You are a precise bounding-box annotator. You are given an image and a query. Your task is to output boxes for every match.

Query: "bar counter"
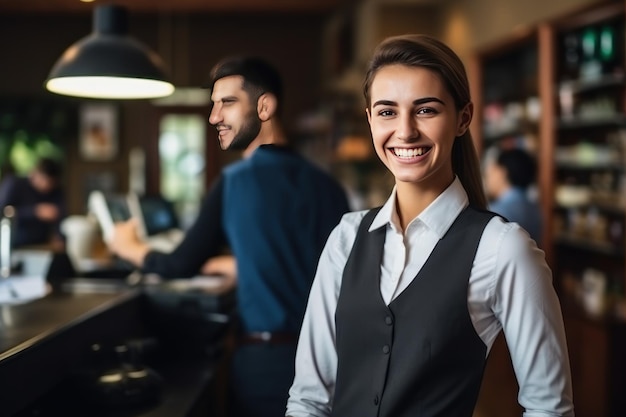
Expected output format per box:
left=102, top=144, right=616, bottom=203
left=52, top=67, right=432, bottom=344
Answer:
left=0, top=278, right=234, bottom=417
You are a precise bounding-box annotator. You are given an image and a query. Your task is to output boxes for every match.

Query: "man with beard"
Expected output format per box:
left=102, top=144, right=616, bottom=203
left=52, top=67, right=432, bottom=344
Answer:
left=109, top=56, right=351, bottom=417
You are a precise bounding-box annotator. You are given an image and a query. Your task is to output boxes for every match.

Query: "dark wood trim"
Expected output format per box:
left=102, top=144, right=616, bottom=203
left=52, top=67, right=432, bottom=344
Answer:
left=538, top=22, right=556, bottom=266
left=550, top=0, right=624, bottom=31
left=474, top=26, right=537, bottom=58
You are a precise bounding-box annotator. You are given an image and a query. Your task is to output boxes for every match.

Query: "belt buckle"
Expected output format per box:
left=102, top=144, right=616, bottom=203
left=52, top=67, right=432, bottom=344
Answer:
left=259, top=331, right=272, bottom=342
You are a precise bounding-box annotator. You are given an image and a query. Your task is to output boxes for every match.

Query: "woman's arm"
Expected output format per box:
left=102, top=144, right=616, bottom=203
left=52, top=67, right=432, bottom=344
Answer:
left=493, top=223, right=574, bottom=416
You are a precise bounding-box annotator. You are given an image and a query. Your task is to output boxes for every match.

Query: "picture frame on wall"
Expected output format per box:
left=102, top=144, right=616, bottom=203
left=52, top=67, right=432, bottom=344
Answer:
left=82, top=171, right=117, bottom=209
left=79, top=103, right=118, bottom=161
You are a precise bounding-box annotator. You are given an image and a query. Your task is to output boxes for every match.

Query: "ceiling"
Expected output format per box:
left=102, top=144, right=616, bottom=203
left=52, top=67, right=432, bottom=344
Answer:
left=0, top=0, right=349, bottom=13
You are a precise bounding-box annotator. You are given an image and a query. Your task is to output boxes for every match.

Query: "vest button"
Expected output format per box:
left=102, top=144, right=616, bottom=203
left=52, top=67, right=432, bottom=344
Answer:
left=382, top=344, right=390, bottom=354
left=385, top=316, right=393, bottom=325
left=374, top=394, right=379, bottom=405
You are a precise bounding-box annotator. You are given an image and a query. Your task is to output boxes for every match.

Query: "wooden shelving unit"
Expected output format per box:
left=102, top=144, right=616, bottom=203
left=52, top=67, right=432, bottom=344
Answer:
left=472, top=2, right=626, bottom=416
left=470, top=27, right=540, bottom=157
left=470, top=26, right=547, bottom=248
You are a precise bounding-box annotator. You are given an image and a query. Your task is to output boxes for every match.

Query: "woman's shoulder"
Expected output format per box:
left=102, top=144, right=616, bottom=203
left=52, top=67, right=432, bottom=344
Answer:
left=317, top=209, right=375, bottom=272
left=328, top=209, right=373, bottom=247
left=481, top=215, right=544, bottom=262
left=334, top=209, right=369, bottom=233
left=339, top=208, right=373, bottom=227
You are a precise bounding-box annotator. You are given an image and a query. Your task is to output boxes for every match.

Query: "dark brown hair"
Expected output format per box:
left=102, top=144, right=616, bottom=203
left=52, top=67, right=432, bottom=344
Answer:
left=34, top=157, right=62, bottom=180
left=205, top=56, right=283, bottom=116
left=363, top=34, right=487, bottom=209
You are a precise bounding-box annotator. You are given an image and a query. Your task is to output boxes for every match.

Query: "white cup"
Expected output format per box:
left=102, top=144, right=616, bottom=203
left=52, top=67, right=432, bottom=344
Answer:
left=61, top=215, right=98, bottom=262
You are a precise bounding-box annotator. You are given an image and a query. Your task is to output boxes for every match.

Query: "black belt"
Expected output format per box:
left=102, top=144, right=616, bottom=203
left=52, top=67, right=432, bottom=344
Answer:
left=238, top=331, right=298, bottom=345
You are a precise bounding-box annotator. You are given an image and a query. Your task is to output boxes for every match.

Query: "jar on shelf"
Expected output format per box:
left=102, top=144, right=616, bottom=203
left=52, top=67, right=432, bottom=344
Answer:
left=580, top=268, right=608, bottom=318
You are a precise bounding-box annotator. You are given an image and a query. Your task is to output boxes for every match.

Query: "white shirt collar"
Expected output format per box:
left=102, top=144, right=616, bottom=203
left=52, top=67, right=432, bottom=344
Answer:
left=369, top=176, right=469, bottom=239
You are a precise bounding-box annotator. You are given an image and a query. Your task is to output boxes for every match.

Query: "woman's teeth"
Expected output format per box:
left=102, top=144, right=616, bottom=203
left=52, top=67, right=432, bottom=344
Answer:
left=393, top=147, right=428, bottom=158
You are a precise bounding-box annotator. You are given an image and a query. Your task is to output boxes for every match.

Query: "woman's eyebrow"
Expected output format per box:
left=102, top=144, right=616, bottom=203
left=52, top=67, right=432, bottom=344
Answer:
left=372, top=96, right=445, bottom=108
left=413, top=97, right=444, bottom=105
left=372, top=99, right=396, bottom=107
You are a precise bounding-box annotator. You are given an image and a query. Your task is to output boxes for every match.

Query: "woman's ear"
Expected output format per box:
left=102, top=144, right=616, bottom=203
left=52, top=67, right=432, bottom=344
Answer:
left=456, top=102, right=473, bottom=136
left=365, top=108, right=372, bottom=125
left=257, top=93, right=277, bottom=122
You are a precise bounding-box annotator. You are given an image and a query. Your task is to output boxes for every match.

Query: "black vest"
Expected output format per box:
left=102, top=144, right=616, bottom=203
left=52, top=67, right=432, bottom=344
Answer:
left=332, top=207, right=494, bottom=417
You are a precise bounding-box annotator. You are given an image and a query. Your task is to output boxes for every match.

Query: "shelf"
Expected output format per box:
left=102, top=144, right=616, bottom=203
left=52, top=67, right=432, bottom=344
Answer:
left=558, top=73, right=625, bottom=94
left=560, top=296, right=626, bottom=326
left=554, top=233, right=624, bottom=258
left=557, top=115, right=626, bottom=129
left=554, top=201, right=626, bottom=215
left=483, top=127, right=536, bottom=143
left=555, top=162, right=624, bottom=171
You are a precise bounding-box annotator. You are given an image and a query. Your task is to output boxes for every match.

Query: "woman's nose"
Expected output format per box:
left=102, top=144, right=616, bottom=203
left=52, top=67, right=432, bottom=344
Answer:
left=396, top=114, right=419, bottom=141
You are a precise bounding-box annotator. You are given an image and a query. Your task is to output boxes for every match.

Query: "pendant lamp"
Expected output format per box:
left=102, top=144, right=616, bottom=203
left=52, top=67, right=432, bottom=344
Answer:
left=45, top=4, right=174, bottom=100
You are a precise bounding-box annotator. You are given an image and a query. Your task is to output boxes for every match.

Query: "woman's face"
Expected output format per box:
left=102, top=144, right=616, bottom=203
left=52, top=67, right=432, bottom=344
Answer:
left=366, top=64, right=471, bottom=192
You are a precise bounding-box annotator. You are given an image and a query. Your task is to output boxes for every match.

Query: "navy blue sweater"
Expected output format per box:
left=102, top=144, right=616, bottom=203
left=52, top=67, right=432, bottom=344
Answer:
left=144, top=145, right=350, bottom=333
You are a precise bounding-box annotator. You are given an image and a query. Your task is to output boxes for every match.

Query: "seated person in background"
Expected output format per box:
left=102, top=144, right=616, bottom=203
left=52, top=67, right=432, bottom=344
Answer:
left=484, top=147, right=542, bottom=244
left=0, top=157, right=67, bottom=249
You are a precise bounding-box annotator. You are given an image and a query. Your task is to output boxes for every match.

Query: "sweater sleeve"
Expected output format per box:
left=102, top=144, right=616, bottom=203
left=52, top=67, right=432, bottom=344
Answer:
left=142, top=175, right=229, bottom=278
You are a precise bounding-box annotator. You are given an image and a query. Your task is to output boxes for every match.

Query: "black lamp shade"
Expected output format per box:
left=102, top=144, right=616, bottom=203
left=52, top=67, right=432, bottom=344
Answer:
left=46, top=5, right=174, bottom=99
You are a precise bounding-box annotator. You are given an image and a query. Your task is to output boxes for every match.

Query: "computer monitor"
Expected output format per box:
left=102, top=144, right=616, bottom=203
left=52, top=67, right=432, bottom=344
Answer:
left=126, top=193, right=184, bottom=253
left=136, top=195, right=179, bottom=237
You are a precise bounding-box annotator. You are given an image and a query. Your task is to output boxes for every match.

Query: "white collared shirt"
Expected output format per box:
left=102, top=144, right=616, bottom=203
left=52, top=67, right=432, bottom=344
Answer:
left=286, top=177, right=574, bottom=417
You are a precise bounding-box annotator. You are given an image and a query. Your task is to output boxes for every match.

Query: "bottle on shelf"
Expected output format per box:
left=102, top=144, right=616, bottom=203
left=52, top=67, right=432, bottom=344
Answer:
left=0, top=205, right=14, bottom=279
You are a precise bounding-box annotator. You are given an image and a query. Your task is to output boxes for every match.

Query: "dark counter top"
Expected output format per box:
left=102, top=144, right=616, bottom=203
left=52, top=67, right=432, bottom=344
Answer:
left=0, top=277, right=236, bottom=417
left=0, top=288, right=149, bottom=416
left=0, top=289, right=140, bottom=360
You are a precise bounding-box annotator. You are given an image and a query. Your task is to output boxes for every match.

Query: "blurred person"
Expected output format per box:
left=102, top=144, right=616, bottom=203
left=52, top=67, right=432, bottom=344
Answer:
left=484, top=146, right=542, bottom=244
left=286, top=34, right=573, bottom=417
left=0, top=161, right=16, bottom=181
left=0, top=157, right=67, bottom=249
left=109, top=56, right=351, bottom=417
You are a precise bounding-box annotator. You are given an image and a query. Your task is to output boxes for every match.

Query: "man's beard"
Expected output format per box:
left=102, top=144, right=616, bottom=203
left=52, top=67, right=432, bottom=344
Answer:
left=228, top=109, right=262, bottom=151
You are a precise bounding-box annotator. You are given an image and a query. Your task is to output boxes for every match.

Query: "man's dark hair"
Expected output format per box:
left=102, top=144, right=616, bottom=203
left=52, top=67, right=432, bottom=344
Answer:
left=35, top=157, right=62, bottom=180
left=497, top=148, right=536, bottom=189
left=205, top=56, right=283, bottom=113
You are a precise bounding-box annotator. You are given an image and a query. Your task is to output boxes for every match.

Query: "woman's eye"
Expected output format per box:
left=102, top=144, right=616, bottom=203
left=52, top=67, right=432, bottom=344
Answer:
left=378, top=109, right=394, bottom=117
left=417, top=107, right=436, bottom=115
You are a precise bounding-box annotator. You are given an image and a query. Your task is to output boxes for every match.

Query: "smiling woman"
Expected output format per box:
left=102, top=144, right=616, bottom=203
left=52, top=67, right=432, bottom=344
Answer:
left=286, top=34, right=575, bottom=417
